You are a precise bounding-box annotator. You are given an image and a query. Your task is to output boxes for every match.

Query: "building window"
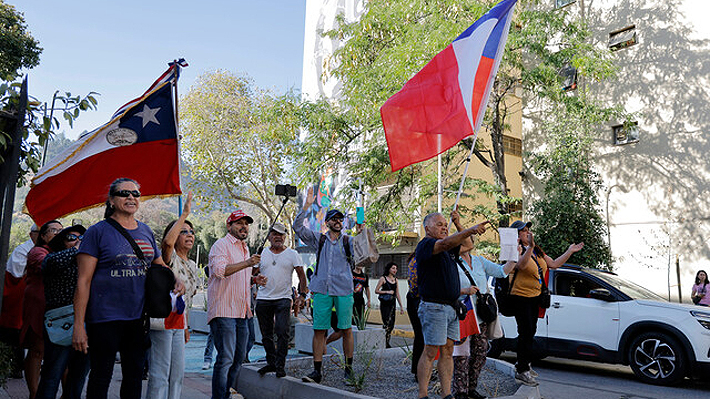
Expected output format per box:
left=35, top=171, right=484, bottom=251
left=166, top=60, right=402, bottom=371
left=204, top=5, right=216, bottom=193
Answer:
left=560, top=63, right=578, bottom=91
left=612, top=122, right=639, bottom=145
left=555, top=0, right=575, bottom=9
left=609, top=25, right=638, bottom=51
left=502, top=135, right=522, bottom=156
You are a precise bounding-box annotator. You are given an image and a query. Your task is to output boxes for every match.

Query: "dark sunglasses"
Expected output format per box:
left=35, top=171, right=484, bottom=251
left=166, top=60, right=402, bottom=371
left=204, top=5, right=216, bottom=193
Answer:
left=66, top=234, right=83, bottom=242
left=179, top=229, right=195, bottom=236
left=112, top=190, right=141, bottom=198
left=329, top=217, right=344, bottom=223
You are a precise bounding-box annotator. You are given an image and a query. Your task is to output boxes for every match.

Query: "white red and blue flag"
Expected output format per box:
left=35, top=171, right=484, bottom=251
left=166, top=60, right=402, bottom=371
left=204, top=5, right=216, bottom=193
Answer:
left=25, top=62, right=186, bottom=225
left=381, top=0, right=518, bottom=171
left=457, top=294, right=481, bottom=342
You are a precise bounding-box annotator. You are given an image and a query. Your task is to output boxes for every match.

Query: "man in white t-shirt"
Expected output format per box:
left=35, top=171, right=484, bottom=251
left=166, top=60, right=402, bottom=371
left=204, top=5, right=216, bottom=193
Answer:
left=254, top=223, right=308, bottom=377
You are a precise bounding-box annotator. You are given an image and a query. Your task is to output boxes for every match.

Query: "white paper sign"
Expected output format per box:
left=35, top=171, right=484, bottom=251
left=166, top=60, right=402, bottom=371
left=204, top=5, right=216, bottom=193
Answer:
left=498, top=227, right=519, bottom=262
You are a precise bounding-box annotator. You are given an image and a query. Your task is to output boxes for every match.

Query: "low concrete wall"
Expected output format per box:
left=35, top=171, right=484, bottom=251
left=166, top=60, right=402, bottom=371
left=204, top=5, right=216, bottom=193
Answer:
left=237, top=348, right=540, bottom=399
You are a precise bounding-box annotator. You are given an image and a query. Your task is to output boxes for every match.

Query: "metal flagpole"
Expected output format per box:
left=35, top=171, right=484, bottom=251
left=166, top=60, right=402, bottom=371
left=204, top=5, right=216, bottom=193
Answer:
left=448, top=137, right=478, bottom=230
left=171, top=59, right=183, bottom=217
left=437, top=157, right=442, bottom=213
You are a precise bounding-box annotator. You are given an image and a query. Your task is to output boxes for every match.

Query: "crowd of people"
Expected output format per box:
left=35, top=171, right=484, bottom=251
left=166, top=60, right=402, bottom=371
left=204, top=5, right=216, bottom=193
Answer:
left=0, top=176, right=595, bottom=399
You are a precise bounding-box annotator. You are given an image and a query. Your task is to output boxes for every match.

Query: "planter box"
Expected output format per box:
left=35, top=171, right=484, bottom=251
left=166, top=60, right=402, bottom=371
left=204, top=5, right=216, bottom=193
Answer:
left=294, top=322, right=385, bottom=354
left=188, top=309, right=209, bottom=334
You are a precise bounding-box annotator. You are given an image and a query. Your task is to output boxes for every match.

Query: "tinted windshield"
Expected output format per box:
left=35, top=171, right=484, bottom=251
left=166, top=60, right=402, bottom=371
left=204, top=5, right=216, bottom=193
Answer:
left=586, top=269, right=667, bottom=301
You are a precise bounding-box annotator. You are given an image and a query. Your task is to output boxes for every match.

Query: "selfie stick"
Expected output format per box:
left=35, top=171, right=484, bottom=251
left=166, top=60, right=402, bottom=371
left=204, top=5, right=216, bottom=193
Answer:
left=257, top=194, right=291, bottom=254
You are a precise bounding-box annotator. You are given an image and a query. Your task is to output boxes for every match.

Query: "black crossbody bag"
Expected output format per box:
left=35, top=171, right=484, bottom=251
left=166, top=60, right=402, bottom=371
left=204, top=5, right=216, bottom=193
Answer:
left=456, top=259, right=498, bottom=323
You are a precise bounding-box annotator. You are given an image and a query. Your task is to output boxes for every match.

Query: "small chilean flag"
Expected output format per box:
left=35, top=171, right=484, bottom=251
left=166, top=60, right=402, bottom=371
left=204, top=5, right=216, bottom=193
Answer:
left=25, top=62, right=185, bottom=225
left=381, top=0, right=518, bottom=171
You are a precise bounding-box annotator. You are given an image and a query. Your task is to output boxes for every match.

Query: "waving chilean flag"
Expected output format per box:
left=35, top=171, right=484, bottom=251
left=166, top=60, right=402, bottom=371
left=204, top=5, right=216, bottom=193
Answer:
left=381, top=0, right=517, bottom=171
left=25, top=61, right=187, bottom=225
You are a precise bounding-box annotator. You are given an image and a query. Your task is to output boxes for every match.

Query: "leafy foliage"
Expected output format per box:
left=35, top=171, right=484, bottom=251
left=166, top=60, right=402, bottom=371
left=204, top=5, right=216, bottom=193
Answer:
left=296, top=0, right=624, bottom=235
left=179, top=70, right=302, bottom=228
left=0, top=1, right=41, bottom=81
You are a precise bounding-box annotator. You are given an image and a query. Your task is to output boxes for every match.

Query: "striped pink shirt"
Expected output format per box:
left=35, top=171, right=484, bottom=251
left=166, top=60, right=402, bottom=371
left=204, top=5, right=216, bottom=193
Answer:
left=207, top=233, right=253, bottom=323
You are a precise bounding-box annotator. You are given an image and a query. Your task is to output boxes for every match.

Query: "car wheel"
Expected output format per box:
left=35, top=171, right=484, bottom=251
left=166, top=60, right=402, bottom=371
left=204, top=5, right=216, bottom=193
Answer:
left=628, top=331, right=687, bottom=385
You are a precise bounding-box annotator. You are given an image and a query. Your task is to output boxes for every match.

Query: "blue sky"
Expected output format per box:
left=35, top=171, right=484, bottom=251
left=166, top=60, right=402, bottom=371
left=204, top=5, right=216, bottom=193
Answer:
left=16, top=0, right=306, bottom=139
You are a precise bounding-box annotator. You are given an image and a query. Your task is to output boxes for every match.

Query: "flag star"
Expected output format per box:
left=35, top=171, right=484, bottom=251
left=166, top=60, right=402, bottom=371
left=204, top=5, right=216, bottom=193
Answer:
left=134, top=104, right=161, bottom=128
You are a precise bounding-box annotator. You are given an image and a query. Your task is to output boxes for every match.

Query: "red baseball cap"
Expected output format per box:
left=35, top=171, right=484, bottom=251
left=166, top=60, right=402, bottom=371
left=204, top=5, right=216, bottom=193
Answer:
left=226, top=210, right=254, bottom=224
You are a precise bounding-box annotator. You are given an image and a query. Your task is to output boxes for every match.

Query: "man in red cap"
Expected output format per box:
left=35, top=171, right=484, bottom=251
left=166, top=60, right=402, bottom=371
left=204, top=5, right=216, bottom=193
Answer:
left=207, top=210, right=266, bottom=399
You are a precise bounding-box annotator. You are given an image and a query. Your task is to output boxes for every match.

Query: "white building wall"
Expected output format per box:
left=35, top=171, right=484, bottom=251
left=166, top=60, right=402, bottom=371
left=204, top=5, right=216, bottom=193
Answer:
left=524, top=0, right=710, bottom=301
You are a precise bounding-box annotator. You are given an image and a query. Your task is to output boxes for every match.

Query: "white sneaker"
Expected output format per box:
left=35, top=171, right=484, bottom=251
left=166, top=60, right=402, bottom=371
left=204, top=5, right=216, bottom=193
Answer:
left=229, top=388, right=244, bottom=399
left=515, top=371, right=539, bottom=387
left=529, top=367, right=538, bottom=378
left=202, top=361, right=211, bottom=370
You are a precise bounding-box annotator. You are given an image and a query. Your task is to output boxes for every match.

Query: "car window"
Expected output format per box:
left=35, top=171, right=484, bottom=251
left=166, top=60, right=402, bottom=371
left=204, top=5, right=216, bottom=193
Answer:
left=589, top=270, right=666, bottom=301
left=555, top=273, right=602, bottom=298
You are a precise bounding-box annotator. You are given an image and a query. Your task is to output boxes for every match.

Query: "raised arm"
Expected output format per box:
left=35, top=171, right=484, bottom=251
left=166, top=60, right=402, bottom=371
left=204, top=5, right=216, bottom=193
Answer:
left=292, top=186, right=320, bottom=249
left=162, top=191, right=193, bottom=265
left=544, top=242, right=584, bottom=269
left=433, top=221, right=490, bottom=255
left=451, top=209, right=475, bottom=254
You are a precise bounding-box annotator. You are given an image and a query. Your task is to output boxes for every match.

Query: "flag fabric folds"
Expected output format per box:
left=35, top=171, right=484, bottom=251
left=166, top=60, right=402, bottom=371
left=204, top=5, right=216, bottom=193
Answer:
left=381, top=0, right=518, bottom=171
left=25, top=63, right=185, bottom=225
left=458, top=294, right=481, bottom=341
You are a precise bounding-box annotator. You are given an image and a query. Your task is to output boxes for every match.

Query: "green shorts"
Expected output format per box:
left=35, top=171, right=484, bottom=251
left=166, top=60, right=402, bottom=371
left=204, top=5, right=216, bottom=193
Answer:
left=312, top=293, right=354, bottom=330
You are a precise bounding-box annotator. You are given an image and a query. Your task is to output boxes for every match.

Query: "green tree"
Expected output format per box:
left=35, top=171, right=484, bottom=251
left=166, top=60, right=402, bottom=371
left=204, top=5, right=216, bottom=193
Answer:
left=179, top=70, right=302, bottom=229
left=296, top=0, right=623, bottom=235
left=0, top=1, right=41, bottom=81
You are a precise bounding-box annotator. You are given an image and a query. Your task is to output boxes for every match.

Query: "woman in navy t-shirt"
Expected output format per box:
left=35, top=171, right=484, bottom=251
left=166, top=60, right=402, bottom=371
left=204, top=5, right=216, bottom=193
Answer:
left=72, top=178, right=183, bottom=399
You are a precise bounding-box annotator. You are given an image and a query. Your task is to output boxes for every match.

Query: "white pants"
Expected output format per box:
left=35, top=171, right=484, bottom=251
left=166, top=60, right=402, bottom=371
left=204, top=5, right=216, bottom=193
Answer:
left=147, top=329, right=185, bottom=399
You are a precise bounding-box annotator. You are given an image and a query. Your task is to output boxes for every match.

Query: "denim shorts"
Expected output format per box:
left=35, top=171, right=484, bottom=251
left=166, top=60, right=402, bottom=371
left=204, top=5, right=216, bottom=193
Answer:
left=418, top=301, right=459, bottom=346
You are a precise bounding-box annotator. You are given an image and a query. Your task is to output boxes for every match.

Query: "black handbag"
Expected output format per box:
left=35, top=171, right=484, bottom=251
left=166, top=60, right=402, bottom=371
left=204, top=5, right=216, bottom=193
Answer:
left=453, top=300, right=468, bottom=320
left=475, top=292, right=498, bottom=323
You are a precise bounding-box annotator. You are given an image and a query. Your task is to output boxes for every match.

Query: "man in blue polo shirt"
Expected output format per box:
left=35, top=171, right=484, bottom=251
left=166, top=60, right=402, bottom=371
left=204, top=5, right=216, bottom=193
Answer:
left=293, top=186, right=361, bottom=384
left=415, top=212, right=489, bottom=399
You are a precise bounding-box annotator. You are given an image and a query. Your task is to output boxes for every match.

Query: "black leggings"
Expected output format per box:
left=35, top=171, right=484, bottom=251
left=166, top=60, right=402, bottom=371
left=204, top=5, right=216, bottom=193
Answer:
left=86, top=319, right=146, bottom=399
left=406, top=292, right=424, bottom=375
left=510, top=295, right=540, bottom=373
left=380, top=299, right=396, bottom=345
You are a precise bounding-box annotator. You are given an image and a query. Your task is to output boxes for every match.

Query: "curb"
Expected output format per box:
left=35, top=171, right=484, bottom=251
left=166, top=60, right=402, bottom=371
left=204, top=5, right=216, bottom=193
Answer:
left=238, top=352, right=540, bottom=399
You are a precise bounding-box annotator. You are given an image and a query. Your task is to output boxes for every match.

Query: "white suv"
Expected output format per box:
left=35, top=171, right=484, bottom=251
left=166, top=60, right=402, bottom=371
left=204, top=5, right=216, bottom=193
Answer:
left=490, top=265, right=710, bottom=385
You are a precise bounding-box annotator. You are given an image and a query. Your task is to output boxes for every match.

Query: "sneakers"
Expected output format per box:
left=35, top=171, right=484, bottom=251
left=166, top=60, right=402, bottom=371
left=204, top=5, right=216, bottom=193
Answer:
left=302, top=369, right=322, bottom=383
left=275, top=368, right=286, bottom=378
left=528, top=367, right=539, bottom=378
left=258, top=364, right=277, bottom=376
left=202, top=361, right=211, bottom=370
left=515, top=370, right=539, bottom=387
left=229, top=388, right=244, bottom=399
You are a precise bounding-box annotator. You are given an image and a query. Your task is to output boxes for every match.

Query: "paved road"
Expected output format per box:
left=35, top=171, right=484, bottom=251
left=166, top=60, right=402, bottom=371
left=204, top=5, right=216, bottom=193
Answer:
left=500, top=354, right=710, bottom=399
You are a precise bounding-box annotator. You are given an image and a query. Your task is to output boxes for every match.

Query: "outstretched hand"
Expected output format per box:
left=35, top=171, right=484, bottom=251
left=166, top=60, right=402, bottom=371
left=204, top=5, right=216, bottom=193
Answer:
left=569, top=242, right=584, bottom=253
left=471, top=220, right=491, bottom=235
left=182, top=191, right=193, bottom=217
left=304, top=186, right=316, bottom=210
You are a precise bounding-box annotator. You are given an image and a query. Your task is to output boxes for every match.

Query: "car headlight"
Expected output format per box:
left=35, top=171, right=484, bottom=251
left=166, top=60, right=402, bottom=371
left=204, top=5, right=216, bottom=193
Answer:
left=691, top=310, right=710, bottom=330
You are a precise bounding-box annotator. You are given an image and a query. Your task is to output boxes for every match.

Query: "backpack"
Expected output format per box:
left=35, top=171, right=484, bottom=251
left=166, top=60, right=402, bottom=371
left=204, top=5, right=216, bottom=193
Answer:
left=314, top=234, right=351, bottom=276
left=494, top=271, right=518, bottom=317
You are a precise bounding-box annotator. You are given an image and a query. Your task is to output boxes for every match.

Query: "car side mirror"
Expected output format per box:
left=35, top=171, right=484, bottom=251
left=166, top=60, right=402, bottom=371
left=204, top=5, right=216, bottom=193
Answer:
left=589, top=288, right=613, bottom=301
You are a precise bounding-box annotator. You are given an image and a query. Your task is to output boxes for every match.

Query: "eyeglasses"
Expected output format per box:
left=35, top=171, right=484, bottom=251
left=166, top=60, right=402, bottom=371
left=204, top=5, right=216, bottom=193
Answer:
left=66, top=234, right=83, bottom=242
left=330, top=217, right=344, bottom=223
left=179, top=229, right=195, bottom=236
left=112, top=190, right=141, bottom=198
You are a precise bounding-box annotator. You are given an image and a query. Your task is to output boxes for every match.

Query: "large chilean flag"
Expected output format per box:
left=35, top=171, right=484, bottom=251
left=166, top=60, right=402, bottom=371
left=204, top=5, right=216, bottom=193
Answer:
left=381, top=0, right=518, bottom=171
left=25, top=62, right=186, bottom=225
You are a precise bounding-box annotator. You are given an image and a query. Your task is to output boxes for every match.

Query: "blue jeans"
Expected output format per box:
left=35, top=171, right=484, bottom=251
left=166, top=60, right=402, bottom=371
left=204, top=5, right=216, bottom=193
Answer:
left=210, top=317, right=249, bottom=399
left=147, top=329, right=185, bottom=399
left=36, top=333, right=90, bottom=399
left=204, top=331, right=214, bottom=363
left=245, top=317, right=255, bottom=362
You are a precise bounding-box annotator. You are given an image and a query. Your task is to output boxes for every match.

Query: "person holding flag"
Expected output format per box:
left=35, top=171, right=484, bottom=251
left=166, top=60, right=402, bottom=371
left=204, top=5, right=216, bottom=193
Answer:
left=414, top=211, right=489, bottom=399
left=452, top=214, right=518, bottom=399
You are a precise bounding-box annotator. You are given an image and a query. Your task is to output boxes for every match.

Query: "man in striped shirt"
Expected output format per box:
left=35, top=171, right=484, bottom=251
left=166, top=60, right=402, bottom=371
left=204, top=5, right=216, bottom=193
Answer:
left=207, top=210, right=266, bottom=399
